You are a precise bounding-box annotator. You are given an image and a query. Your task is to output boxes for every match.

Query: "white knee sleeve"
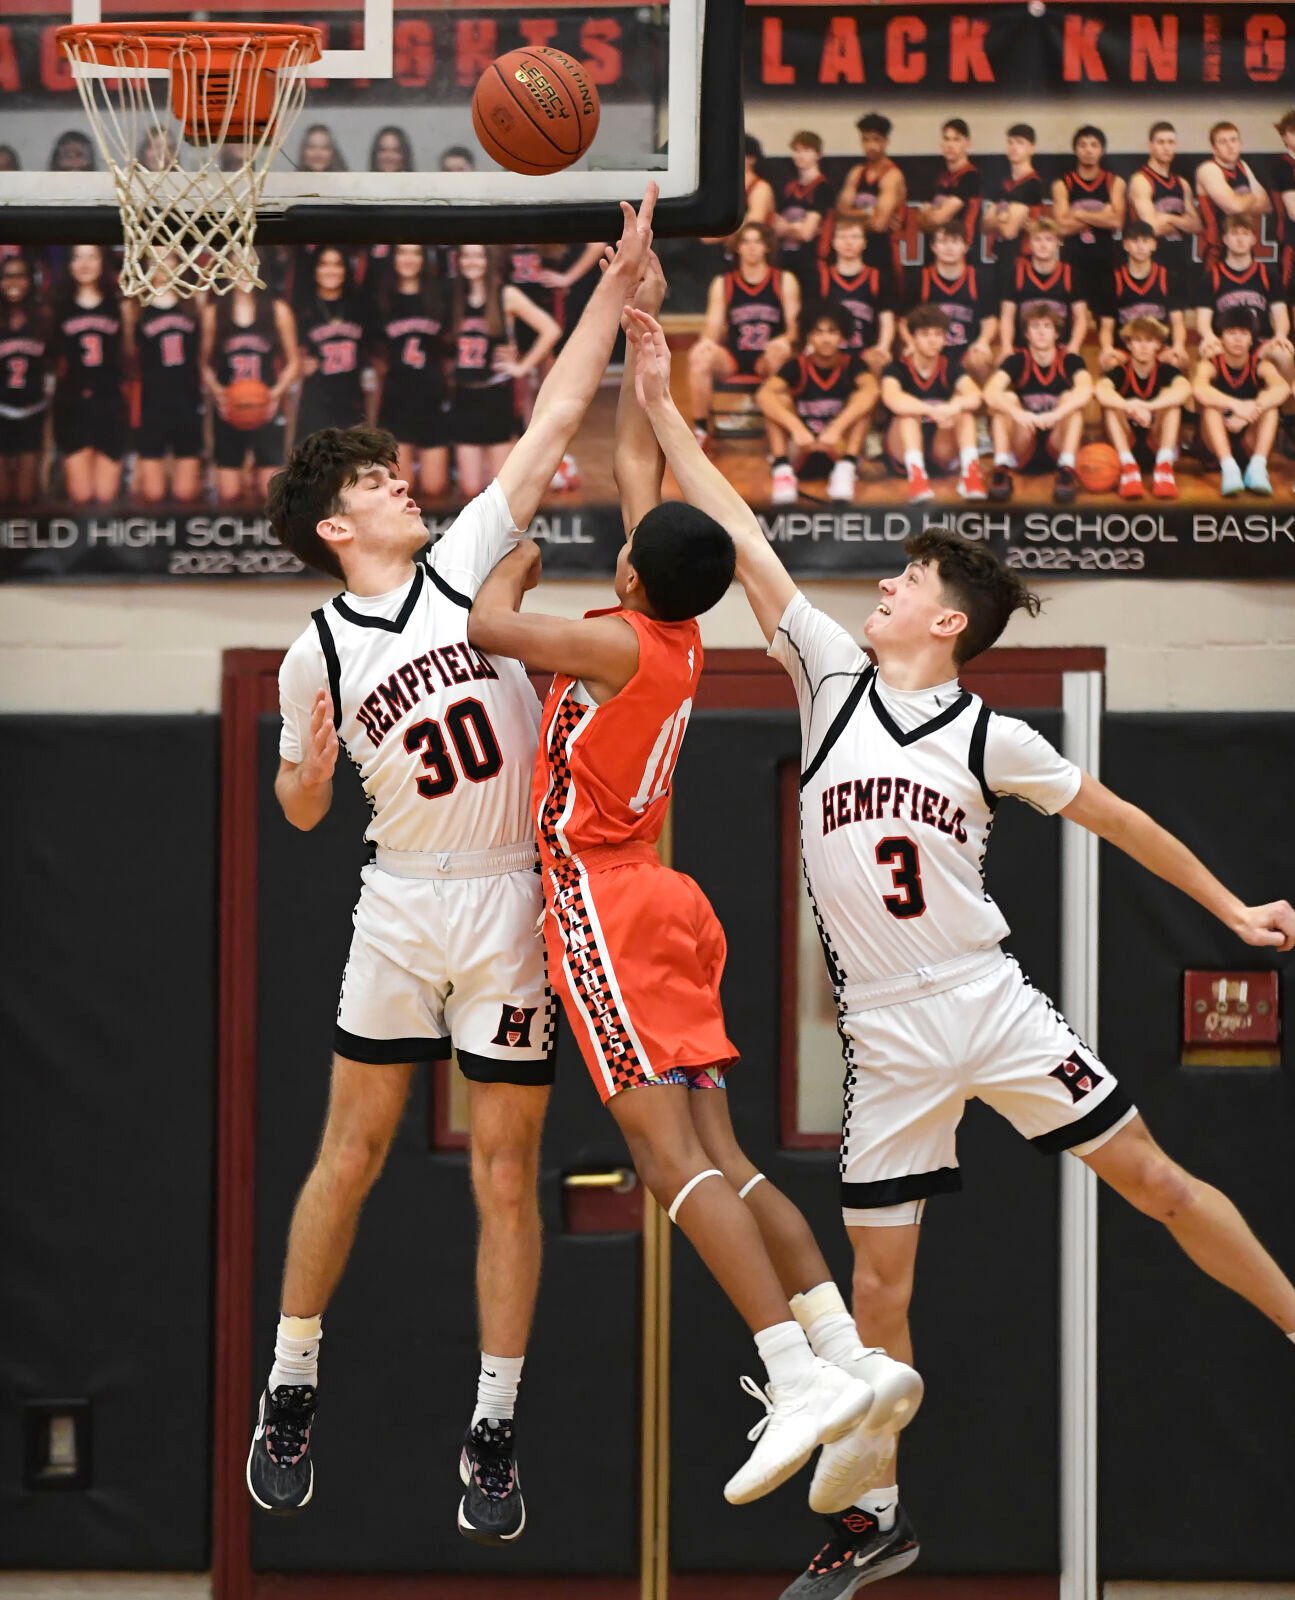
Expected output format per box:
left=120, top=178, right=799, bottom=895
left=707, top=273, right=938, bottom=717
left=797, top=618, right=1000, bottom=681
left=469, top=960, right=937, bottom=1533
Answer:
left=667, top=1167, right=723, bottom=1224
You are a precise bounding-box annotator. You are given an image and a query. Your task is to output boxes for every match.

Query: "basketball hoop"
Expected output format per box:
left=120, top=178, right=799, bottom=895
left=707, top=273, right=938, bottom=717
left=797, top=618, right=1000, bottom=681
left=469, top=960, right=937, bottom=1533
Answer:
left=57, top=22, right=322, bottom=304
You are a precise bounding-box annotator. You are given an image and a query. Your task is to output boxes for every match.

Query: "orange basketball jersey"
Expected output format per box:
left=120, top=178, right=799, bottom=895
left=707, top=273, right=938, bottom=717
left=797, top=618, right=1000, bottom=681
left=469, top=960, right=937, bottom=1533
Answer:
left=534, top=606, right=701, bottom=870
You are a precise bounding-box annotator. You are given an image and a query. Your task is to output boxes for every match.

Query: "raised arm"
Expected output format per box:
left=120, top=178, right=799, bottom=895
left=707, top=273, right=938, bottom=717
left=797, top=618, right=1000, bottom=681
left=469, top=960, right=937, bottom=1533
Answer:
left=467, top=541, right=640, bottom=701
left=626, top=308, right=795, bottom=643
left=496, top=183, right=657, bottom=530
left=1061, top=772, right=1295, bottom=950
left=614, top=250, right=668, bottom=533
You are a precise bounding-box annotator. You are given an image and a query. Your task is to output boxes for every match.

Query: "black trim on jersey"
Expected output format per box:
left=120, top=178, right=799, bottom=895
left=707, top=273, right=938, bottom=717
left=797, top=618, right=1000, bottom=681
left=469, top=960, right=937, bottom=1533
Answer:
left=424, top=558, right=472, bottom=610
left=967, top=702, right=997, bottom=810
left=332, top=563, right=425, bottom=632
left=842, top=1167, right=963, bottom=1207
left=868, top=680, right=973, bottom=748
left=311, top=609, right=344, bottom=732
left=800, top=666, right=875, bottom=791
left=335, top=1026, right=452, bottom=1064
left=457, top=1048, right=556, bottom=1085
left=1031, top=1084, right=1133, bottom=1154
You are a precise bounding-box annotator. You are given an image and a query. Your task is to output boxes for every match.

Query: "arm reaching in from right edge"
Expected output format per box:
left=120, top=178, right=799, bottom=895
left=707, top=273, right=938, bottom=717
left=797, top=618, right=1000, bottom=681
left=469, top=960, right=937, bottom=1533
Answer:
left=625, top=307, right=795, bottom=644
left=613, top=248, right=668, bottom=533
left=276, top=689, right=338, bottom=831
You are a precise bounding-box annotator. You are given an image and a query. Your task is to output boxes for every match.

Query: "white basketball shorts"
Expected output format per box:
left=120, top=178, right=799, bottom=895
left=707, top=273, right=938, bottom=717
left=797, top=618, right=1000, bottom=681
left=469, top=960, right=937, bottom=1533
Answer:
left=335, top=857, right=556, bottom=1085
left=839, top=951, right=1136, bottom=1226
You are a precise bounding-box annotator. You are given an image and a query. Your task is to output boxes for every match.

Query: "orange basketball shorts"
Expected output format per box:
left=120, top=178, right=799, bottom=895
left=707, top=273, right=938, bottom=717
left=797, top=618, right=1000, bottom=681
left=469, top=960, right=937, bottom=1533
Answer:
left=543, top=854, right=739, bottom=1103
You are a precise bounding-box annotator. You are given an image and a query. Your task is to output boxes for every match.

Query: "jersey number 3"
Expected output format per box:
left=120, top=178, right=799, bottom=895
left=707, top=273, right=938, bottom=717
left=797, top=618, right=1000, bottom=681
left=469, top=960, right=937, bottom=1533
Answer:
left=875, top=835, right=926, bottom=919
left=404, top=698, right=502, bottom=798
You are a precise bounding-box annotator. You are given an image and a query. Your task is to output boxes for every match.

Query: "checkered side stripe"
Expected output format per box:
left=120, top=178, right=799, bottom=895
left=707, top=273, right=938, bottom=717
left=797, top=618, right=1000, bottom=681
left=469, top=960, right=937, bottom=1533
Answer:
left=548, top=860, right=646, bottom=1093
left=539, top=693, right=584, bottom=860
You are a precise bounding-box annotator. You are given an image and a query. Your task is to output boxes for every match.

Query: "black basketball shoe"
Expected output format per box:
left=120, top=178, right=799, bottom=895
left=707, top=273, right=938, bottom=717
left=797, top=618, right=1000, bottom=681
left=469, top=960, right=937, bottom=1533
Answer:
left=246, top=1385, right=317, bottom=1515
left=458, top=1417, right=525, bottom=1544
left=779, top=1505, right=919, bottom=1598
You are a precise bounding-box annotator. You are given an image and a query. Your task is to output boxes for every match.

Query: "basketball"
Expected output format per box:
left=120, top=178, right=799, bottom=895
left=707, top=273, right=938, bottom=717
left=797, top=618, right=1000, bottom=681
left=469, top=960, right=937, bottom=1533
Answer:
left=471, top=47, right=600, bottom=176
left=1074, top=442, right=1121, bottom=493
left=223, top=377, right=273, bottom=431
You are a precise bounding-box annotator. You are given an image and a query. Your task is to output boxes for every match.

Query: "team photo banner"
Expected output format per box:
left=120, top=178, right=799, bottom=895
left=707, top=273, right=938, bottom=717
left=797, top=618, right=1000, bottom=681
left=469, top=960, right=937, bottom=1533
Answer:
left=2, top=506, right=1292, bottom=581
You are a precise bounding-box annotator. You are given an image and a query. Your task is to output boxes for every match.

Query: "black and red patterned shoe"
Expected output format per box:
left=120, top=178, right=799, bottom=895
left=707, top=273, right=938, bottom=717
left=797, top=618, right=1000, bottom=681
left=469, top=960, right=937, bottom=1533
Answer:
left=779, top=1505, right=919, bottom=1597
left=246, top=1385, right=316, bottom=1515
left=458, top=1417, right=525, bottom=1544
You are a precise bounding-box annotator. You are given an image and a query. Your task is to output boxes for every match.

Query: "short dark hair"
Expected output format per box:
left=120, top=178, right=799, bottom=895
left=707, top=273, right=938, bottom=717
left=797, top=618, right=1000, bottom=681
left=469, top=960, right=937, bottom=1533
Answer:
left=1021, top=301, right=1063, bottom=332
left=1006, top=122, right=1036, bottom=143
left=801, top=301, right=853, bottom=343
left=744, top=132, right=763, bottom=160
left=1216, top=306, right=1258, bottom=336
left=856, top=113, right=892, bottom=138
left=1148, top=119, right=1175, bottom=139
left=905, top=531, right=1042, bottom=665
left=1072, top=124, right=1107, bottom=151
left=629, top=503, right=735, bottom=621
left=907, top=304, right=950, bottom=334
left=1222, top=212, right=1257, bottom=236
left=790, top=129, right=823, bottom=154
left=942, top=118, right=970, bottom=138
left=1122, top=219, right=1156, bottom=242
left=1276, top=110, right=1295, bottom=137
left=267, top=425, right=400, bottom=580
left=932, top=221, right=970, bottom=242
left=1209, top=120, right=1238, bottom=144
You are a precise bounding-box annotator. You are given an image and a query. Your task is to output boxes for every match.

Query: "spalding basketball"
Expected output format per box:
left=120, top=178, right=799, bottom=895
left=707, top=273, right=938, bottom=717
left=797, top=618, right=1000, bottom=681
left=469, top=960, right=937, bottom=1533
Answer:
left=1074, top=442, right=1121, bottom=493
left=224, top=377, right=273, bottom=431
left=471, top=47, right=600, bottom=176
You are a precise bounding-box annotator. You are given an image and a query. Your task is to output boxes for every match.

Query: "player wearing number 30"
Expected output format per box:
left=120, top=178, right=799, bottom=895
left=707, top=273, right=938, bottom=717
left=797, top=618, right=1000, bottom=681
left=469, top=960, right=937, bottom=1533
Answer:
left=245, top=186, right=661, bottom=1547
left=622, top=305, right=1295, bottom=1598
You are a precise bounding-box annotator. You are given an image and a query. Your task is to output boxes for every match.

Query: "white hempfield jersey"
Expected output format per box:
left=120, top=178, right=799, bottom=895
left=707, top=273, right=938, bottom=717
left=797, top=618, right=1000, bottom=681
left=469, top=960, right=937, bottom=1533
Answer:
left=278, top=481, right=541, bottom=855
left=770, top=592, right=1082, bottom=1005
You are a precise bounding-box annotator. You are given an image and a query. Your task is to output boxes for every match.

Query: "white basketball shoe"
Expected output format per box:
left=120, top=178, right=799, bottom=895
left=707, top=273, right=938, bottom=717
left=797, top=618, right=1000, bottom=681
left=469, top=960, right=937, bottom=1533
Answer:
left=724, top=1360, right=874, bottom=1506
left=808, top=1348, right=924, bottom=1515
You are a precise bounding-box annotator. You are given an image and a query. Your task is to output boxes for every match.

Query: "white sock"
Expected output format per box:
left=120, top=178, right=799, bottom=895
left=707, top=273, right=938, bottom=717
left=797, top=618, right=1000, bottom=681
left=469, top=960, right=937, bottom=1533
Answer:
left=1156, top=447, right=1175, bottom=465
left=1219, top=453, right=1236, bottom=468
left=994, top=450, right=1012, bottom=467
left=859, top=1484, right=899, bottom=1533
left=755, top=1320, right=817, bottom=1392
left=268, top=1313, right=322, bottom=1394
left=473, top=1352, right=525, bottom=1426
left=790, top=1281, right=866, bottom=1367
left=1118, top=450, right=1136, bottom=466
left=959, top=446, right=977, bottom=471
left=1057, top=450, right=1076, bottom=469
left=1250, top=453, right=1267, bottom=470
left=903, top=449, right=924, bottom=475
left=1287, top=1330, right=1295, bottom=1346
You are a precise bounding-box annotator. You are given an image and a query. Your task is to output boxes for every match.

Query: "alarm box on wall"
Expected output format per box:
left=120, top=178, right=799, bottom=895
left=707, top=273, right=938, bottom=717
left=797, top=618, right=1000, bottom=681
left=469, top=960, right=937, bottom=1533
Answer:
left=1182, top=971, right=1281, bottom=1068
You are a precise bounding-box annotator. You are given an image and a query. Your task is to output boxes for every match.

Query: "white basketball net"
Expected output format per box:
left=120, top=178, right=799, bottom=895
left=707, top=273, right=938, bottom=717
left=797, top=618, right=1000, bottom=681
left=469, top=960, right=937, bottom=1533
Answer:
left=61, top=29, right=318, bottom=305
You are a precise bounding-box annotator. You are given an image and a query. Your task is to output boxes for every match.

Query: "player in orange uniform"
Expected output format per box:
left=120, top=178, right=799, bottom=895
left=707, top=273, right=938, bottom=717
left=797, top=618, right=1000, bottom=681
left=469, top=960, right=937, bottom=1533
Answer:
left=469, top=255, right=922, bottom=1513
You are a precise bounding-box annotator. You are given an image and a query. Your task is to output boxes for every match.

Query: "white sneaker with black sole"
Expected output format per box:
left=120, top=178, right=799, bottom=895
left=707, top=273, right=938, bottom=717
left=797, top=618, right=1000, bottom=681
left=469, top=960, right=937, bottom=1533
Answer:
left=780, top=1505, right=919, bottom=1597
left=724, top=1360, right=873, bottom=1506
left=808, top=1348, right=923, bottom=1514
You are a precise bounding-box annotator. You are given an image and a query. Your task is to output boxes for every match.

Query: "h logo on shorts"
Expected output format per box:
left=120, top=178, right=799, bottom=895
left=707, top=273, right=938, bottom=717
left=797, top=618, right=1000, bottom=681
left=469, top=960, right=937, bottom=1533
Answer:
left=1050, top=1051, right=1104, bottom=1104
left=492, top=1004, right=538, bottom=1049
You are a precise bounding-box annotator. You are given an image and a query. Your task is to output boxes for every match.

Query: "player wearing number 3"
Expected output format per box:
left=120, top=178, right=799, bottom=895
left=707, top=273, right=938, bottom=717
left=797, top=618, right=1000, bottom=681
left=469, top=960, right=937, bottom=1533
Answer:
left=621, top=305, right=1295, bottom=1597
left=244, top=186, right=659, bottom=1545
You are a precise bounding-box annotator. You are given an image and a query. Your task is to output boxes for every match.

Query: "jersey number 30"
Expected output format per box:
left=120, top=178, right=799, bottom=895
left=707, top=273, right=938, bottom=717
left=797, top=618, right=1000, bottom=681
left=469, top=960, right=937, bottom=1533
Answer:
left=404, top=698, right=502, bottom=798
left=875, top=835, right=926, bottom=919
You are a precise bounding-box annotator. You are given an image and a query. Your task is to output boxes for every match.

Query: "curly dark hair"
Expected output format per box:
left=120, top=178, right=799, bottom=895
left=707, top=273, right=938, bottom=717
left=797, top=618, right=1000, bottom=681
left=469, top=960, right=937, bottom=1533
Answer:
left=904, top=530, right=1042, bottom=665
left=266, top=425, right=400, bottom=580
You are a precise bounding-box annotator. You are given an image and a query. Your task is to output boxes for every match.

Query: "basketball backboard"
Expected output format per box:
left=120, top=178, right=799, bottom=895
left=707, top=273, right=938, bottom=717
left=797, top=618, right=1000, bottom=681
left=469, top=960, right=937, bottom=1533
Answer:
left=1, top=0, right=742, bottom=243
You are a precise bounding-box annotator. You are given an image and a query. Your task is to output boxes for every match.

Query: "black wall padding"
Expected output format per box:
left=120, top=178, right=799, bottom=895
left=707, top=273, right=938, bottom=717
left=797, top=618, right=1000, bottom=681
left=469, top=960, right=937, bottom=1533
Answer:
left=1098, top=714, right=1295, bottom=1581
left=0, top=715, right=219, bottom=1569
left=668, top=709, right=1063, bottom=1574
left=250, top=717, right=641, bottom=1574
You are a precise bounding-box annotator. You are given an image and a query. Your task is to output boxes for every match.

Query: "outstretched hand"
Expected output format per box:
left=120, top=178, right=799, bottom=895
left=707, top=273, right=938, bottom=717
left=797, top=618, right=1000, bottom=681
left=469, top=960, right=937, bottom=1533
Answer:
left=1231, top=900, right=1295, bottom=952
left=624, top=307, right=672, bottom=410
left=300, top=689, right=339, bottom=789
left=605, top=181, right=658, bottom=287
